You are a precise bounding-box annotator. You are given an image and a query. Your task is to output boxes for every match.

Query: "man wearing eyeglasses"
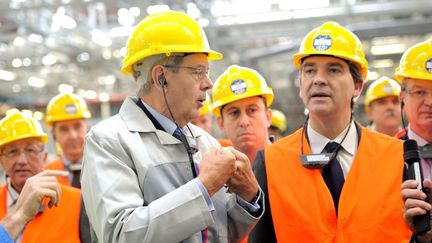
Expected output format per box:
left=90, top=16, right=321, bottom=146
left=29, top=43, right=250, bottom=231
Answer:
left=0, top=109, right=84, bottom=243
left=81, top=11, right=263, bottom=243
left=398, top=39, right=432, bottom=243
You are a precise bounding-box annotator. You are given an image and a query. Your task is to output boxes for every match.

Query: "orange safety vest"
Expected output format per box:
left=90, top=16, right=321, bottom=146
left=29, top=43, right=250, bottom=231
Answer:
left=218, top=139, right=233, bottom=147
left=265, top=127, right=411, bottom=243
left=240, top=236, right=248, bottom=243
left=0, top=184, right=81, bottom=243
left=44, top=157, right=69, bottom=186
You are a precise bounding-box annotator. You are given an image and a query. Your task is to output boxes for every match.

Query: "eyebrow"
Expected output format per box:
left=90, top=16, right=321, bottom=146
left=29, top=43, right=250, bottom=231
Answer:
left=302, top=62, right=344, bottom=68
left=328, top=62, right=344, bottom=68
left=4, top=143, right=43, bottom=149
left=302, top=62, right=315, bottom=68
left=185, top=64, right=207, bottom=68
left=225, top=103, right=261, bottom=111
left=225, top=106, right=240, bottom=112
left=409, top=84, right=432, bottom=89
left=246, top=103, right=260, bottom=108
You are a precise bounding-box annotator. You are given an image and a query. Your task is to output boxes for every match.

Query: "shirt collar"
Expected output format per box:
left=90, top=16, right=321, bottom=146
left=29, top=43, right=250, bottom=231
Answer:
left=308, top=120, right=357, bottom=155
left=140, top=99, right=185, bottom=135
left=62, top=155, right=82, bottom=170
left=408, top=125, right=429, bottom=147
left=6, top=179, right=19, bottom=208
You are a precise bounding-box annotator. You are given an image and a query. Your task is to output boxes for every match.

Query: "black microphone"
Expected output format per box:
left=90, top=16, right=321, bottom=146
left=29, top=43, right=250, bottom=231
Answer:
left=404, top=139, right=431, bottom=235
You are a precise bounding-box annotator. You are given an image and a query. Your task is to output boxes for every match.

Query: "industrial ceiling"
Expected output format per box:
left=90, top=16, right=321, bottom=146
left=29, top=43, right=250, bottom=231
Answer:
left=0, top=0, right=431, bottom=130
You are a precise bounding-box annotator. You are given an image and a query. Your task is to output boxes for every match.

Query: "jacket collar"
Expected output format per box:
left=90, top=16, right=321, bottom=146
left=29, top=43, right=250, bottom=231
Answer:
left=119, top=96, right=204, bottom=145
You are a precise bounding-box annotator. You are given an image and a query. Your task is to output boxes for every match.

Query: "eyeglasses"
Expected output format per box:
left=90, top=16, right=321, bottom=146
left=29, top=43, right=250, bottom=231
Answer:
left=163, top=65, right=210, bottom=81
left=406, top=88, right=432, bottom=100
left=1, top=145, right=43, bottom=160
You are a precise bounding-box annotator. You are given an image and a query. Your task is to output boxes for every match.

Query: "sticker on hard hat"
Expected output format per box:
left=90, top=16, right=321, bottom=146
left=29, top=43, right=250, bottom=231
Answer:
left=426, top=58, right=432, bottom=73
left=230, top=79, right=247, bottom=95
left=382, top=84, right=394, bottom=94
left=313, top=35, right=332, bottom=51
left=65, top=104, right=78, bottom=114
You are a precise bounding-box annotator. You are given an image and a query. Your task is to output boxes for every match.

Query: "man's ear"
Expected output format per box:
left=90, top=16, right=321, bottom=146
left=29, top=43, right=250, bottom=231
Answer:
left=400, top=92, right=405, bottom=107
left=365, top=106, right=373, bottom=120
left=0, top=157, right=5, bottom=172
left=266, top=108, right=272, bottom=129
left=217, top=116, right=224, bottom=130
left=298, top=78, right=303, bottom=99
left=353, top=80, right=364, bottom=100
left=151, top=65, right=165, bottom=89
left=42, top=150, right=48, bottom=164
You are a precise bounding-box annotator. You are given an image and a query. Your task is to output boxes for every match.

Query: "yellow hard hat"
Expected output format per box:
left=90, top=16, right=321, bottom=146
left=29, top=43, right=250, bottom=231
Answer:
left=271, top=109, right=287, bottom=133
left=212, top=65, right=274, bottom=117
left=364, top=76, right=401, bottom=108
left=0, top=109, right=48, bottom=148
left=121, top=11, right=223, bottom=75
left=395, top=39, right=432, bottom=82
left=45, top=93, right=91, bottom=127
left=293, top=21, right=368, bottom=79
left=199, top=98, right=212, bottom=116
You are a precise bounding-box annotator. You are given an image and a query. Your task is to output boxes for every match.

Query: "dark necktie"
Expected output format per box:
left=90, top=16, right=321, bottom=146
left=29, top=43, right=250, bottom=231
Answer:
left=69, top=163, right=82, bottom=188
left=322, top=142, right=345, bottom=214
left=71, top=170, right=81, bottom=188
left=173, top=128, right=198, bottom=177
left=173, top=128, right=186, bottom=144
left=420, top=144, right=432, bottom=159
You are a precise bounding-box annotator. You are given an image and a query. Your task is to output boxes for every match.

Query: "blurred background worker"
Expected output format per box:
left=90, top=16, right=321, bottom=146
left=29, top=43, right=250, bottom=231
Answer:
left=44, top=92, right=91, bottom=188
left=212, top=65, right=273, bottom=163
left=43, top=92, right=92, bottom=243
left=268, top=109, right=287, bottom=141
left=0, top=109, right=85, bottom=243
left=251, top=21, right=411, bottom=243
left=190, top=96, right=214, bottom=134
left=81, top=11, right=263, bottom=243
left=398, top=39, right=432, bottom=243
left=363, top=76, right=402, bottom=136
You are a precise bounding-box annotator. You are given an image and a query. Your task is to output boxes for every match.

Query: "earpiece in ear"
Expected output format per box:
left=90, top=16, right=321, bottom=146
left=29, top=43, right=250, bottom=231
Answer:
left=159, top=75, right=167, bottom=86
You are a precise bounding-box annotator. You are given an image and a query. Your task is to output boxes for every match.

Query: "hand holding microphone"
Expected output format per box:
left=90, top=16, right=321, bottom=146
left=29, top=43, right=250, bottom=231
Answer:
left=403, top=139, right=431, bottom=235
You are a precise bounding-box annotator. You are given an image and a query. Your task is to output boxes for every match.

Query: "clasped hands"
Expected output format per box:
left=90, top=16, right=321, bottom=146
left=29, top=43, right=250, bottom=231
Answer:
left=198, top=147, right=258, bottom=202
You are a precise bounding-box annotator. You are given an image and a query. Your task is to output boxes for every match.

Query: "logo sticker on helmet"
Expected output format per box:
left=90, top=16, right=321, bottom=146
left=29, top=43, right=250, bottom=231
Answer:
left=65, top=104, right=78, bottom=114
left=313, top=35, right=332, bottom=51
left=382, top=84, right=394, bottom=94
left=426, top=58, right=432, bottom=73
left=230, top=79, right=247, bottom=95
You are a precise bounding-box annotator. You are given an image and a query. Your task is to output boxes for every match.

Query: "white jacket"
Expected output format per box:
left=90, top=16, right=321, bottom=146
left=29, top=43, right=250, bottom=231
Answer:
left=81, top=97, right=261, bottom=243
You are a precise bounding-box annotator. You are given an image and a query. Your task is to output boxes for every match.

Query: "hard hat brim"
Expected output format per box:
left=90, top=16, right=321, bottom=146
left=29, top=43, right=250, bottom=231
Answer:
left=121, top=50, right=223, bottom=75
